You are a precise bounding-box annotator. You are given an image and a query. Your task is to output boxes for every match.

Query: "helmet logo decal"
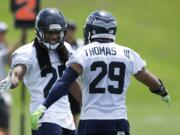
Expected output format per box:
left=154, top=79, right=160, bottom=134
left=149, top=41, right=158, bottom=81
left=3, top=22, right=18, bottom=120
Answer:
left=89, top=17, right=95, bottom=24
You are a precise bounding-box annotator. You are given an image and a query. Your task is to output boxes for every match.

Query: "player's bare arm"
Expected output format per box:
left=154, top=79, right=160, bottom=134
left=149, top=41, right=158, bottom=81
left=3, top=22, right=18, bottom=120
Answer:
left=69, top=80, right=82, bottom=106
left=69, top=63, right=83, bottom=105
left=134, top=67, right=161, bottom=90
left=70, top=63, right=83, bottom=75
left=10, top=64, right=26, bottom=88
left=134, top=67, right=170, bottom=104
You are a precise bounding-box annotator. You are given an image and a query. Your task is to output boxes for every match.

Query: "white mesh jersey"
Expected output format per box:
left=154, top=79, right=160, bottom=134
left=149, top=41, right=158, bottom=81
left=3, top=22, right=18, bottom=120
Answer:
left=67, top=42, right=146, bottom=120
left=11, top=41, right=75, bottom=130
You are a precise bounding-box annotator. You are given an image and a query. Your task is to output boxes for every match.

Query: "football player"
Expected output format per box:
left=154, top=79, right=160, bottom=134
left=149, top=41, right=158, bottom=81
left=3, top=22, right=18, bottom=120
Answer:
left=30, top=10, right=170, bottom=135
left=0, top=8, right=82, bottom=135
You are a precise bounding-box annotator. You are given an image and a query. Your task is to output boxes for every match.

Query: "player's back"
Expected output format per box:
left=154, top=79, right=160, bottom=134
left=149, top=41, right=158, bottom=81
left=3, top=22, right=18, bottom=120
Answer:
left=70, top=41, right=145, bottom=120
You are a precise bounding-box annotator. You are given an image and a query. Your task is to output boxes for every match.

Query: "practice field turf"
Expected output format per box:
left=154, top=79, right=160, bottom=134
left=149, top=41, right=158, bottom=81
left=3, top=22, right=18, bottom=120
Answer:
left=1, top=0, right=180, bottom=135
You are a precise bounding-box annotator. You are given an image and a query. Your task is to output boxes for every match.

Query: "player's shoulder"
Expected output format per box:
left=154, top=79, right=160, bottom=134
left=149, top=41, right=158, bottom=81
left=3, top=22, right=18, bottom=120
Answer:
left=11, top=42, right=35, bottom=68
left=13, top=42, right=34, bottom=55
left=112, top=43, right=129, bottom=51
left=71, top=42, right=86, bottom=53
left=12, top=41, right=35, bottom=62
left=114, top=43, right=137, bottom=53
left=113, top=43, right=142, bottom=60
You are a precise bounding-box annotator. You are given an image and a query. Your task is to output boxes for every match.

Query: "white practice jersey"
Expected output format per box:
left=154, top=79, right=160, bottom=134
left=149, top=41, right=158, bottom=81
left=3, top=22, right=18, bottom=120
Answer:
left=67, top=42, right=146, bottom=120
left=11, top=42, right=75, bottom=130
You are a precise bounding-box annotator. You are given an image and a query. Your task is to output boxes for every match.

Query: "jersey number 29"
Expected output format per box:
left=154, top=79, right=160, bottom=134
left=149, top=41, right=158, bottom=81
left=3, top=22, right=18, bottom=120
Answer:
left=90, top=61, right=126, bottom=94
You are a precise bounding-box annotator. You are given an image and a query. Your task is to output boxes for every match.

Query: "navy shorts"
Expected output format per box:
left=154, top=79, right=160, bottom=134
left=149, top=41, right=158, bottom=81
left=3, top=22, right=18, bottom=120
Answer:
left=77, top=119, right=130, bottom=135
left=32, top=122, right=75, bottom=135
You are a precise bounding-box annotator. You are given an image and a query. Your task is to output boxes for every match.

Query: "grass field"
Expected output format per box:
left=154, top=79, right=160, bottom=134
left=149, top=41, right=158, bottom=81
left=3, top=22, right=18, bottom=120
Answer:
left=1, top=0, right=180, bottom=135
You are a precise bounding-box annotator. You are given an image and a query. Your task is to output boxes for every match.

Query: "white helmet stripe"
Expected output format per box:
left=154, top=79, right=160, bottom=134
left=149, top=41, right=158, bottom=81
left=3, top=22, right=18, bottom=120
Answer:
left=91, top=34, right=115, bottom=40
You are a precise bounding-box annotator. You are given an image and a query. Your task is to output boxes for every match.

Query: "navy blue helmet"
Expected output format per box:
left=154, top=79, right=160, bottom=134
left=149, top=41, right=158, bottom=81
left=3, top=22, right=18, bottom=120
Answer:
left=35, top=8, right=67, bottom=50
left=84, top=10, right=117, bottom=44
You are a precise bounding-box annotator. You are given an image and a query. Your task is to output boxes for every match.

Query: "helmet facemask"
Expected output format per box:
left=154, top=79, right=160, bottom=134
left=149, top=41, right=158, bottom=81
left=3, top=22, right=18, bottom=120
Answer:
left=36, top=24, right=66, bottom=50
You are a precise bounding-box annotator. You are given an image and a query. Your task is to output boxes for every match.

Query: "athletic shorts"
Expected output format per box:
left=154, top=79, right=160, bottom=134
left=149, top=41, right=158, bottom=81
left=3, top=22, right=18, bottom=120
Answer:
left=77, top=119, right=130, bottom=135
left=32, top=122, right=75, bottom=135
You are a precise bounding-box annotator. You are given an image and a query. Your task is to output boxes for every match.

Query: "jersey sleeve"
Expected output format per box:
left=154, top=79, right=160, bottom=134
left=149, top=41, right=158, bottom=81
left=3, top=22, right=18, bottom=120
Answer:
left=66, top=47, right=84, bottom=68
left=11, top=45, right=32, bottom=71
left=129, top=49, right=146, bottom=74
left=64, top=42, right=74, bottom=54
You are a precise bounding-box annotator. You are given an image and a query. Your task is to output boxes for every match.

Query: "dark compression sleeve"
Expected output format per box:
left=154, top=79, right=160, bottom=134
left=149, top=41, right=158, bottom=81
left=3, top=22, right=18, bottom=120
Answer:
left=43, top=67, right=79, bottom=108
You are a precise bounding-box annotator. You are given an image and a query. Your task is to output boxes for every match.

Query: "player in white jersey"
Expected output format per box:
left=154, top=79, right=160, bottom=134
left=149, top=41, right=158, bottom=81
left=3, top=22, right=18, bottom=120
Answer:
left=0, top=8, right=82, bottom=135
left=30, top=10, right=170, bottom=135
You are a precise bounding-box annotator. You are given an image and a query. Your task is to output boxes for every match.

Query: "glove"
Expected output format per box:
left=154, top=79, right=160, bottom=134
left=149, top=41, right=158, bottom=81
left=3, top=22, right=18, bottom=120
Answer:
left=31, top=105, right=47, bottom=130
left=150, top=79, right=171, bottom=107
left=0, top=71, right=12, bottom=92
left=162, top=94, right=171, bottom=107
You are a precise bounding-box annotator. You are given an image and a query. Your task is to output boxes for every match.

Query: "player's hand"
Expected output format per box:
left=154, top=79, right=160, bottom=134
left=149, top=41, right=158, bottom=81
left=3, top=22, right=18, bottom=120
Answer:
left=0, top=71, right=12, bottom=92
left=31, top=105, right=47, bottom=130
left=162, top=94, right=171, bottom=107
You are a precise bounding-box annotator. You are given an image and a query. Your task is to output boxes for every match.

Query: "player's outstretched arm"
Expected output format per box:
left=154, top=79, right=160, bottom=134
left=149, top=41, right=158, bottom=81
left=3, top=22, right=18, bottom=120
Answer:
left=0, top=64, right=26, bottom=92
left=134, top=67, right=170, bottom=106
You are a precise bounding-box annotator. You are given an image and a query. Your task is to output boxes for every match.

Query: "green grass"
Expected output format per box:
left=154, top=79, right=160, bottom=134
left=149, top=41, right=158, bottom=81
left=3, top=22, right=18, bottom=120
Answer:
left=1, top=0, right=180, bottom=135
